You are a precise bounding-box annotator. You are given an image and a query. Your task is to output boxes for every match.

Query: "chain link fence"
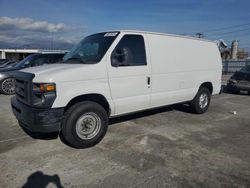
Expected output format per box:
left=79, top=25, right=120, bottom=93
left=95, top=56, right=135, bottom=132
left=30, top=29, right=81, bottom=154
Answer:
left=222, top=59, right=250, bottom=75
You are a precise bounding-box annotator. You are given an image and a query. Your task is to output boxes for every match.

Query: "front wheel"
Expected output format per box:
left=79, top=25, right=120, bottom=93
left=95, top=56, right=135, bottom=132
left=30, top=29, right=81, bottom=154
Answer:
left=61, top=101, right=108, bottom=148
left=0, top=77, right=15, bottom=95
left=190, top=87, right=211, bottom=114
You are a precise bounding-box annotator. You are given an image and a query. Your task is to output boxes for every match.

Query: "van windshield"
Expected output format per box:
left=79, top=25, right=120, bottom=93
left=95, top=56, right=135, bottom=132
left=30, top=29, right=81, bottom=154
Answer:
left=63, top=32, right=119, bottom=64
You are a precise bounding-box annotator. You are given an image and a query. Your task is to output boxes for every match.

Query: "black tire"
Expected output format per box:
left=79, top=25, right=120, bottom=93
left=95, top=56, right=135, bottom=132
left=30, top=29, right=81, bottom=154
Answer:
left=190, top=86, right=211, bottom=114
left=0, top=77, right=15, bottom=95
left=61, top=101, right=108, bottom=149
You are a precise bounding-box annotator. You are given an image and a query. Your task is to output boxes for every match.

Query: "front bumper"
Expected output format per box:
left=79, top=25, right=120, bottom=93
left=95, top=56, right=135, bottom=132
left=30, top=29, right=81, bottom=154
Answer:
left=11, top=96, right=64, bottom=133
left=227, top=82, right=250, bottom=92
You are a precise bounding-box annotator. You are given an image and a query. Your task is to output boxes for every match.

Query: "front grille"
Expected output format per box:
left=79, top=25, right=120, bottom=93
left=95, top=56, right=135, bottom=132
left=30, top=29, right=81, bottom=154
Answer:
left=15, top=78, right=28, bottom=104
left=14, top=71, right=35, bottom=106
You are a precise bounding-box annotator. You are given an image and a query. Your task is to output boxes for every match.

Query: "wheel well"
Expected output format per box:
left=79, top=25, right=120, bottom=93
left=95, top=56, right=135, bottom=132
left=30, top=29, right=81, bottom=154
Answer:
left=200, top=82, right=213, bottom=94
left=65, top=94, right=110, bottom=116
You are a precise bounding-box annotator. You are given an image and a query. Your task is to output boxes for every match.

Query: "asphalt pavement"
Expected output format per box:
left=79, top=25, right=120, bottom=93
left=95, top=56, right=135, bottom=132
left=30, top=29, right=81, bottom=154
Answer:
left=0, top=76, right=250, bottom=188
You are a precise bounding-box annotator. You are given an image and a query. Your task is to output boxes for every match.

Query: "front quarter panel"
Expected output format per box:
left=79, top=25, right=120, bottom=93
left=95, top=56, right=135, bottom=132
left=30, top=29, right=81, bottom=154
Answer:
left=52, top=78, right=114, bottom=114
left=0, top=73, right=8, bottom=82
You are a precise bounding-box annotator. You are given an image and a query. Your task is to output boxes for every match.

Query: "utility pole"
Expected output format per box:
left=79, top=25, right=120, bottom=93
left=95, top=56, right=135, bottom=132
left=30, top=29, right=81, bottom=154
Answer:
left=195, top=33, right=204, bottom=38
left=50, top=32, right=54, bottom=50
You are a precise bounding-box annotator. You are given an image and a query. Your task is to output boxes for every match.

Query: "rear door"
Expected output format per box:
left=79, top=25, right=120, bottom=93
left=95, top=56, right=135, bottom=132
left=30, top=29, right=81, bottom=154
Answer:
left=107, top=34, right=151, bottom=115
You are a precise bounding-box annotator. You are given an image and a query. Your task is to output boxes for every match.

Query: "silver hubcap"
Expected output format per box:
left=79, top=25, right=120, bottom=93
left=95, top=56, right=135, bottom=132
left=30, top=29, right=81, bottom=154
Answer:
left=1, top=78, right=15, bottom=94
left=75, top=112, right=101, bottom=140
left=199, top=93, right=208, bottom=109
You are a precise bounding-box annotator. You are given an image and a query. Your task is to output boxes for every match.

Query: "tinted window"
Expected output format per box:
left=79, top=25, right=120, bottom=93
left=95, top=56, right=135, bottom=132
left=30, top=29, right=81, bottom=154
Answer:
left=14, top=54, right=35, bottom=68
left=15, top=54, right=64, bottom=68
left=30, top=57, right=50, bottom=67
left=48, top=54, right=64, bottom=64
left=240, top=65, right=250, bottom=72
left=112, top=35, right=146, bottom=66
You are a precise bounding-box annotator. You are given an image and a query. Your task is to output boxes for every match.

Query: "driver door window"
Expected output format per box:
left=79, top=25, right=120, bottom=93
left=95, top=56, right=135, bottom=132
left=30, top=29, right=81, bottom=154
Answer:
left=111, top=35, right=147, bottom=67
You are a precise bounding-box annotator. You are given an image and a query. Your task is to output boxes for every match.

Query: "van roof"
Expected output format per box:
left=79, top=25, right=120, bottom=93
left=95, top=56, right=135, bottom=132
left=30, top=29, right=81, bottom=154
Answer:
left=109, top=30, right=216, bottom=44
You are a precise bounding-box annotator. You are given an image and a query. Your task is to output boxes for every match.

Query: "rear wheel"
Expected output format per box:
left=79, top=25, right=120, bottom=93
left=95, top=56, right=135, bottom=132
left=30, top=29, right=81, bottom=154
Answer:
left=0, top=77, right=15, bottom=95
left=190, top=86, right=211, bottom=114
left=61, top=101, right=108, bottom=148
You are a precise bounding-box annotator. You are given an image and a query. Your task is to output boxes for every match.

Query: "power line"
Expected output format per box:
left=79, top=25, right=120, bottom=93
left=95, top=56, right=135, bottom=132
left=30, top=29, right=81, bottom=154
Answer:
left=238, top=41, right=250, bottom=44
left=240, top=44, right=250, bottom=47
left=208, top=27, right=250, bottom=37
left=204, top=22, right=250, bottom=33
left=186, top=22, right=250, bottom=37
left=206, top=27, right=250, bottom=38
left=208, top=35, right=250, bottom=42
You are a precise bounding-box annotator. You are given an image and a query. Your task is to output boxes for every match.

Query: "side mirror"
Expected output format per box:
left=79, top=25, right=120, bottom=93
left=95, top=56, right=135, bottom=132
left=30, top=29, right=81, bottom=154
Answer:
left=111, top=47, right=132, bottom=67
left=111, top=48, right=125, bottom=67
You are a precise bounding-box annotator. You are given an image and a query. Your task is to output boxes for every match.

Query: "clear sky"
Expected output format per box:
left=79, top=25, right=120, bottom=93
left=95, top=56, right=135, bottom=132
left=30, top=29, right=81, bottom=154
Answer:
left=0, top=0, right=249, bottom=50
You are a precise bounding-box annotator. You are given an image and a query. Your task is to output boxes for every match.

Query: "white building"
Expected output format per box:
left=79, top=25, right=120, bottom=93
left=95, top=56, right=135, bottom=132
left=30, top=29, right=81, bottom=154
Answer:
left=0, top=48, right=67, bottom=60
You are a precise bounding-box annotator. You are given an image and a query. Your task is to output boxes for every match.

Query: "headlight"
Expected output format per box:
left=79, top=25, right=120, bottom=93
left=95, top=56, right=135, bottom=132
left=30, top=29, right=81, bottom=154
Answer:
left=32, top=83, right=56, bottom=108
left=33, top=83, right=56, bottom=92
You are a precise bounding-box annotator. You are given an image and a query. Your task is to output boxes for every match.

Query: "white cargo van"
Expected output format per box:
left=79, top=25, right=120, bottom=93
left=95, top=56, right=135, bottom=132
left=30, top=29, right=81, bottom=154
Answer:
left=11, top=30, right=222, bottom=148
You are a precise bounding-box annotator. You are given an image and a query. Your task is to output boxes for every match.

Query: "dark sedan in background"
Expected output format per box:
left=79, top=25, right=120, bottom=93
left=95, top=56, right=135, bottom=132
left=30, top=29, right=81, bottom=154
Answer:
left=0, top=59, right=18, bottom=68
left=0, top=53, right=65, bottom=95
left=227, top=65, right=250, bottom=94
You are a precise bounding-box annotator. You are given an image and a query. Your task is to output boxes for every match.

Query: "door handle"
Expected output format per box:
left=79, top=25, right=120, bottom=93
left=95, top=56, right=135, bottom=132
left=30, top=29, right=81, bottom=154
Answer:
left=147, top=76, right=151, bottom=85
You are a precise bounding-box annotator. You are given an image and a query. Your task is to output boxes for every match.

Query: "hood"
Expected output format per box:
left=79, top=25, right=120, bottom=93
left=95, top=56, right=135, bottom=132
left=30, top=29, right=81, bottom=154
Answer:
left=0, top=66, right=20, bottom=73
left=20, top=62, right=106, bottom=83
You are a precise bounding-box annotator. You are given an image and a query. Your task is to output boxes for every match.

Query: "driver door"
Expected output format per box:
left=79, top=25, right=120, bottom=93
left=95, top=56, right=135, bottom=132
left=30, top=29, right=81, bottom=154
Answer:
left=107, top=34, right=151, bottom=115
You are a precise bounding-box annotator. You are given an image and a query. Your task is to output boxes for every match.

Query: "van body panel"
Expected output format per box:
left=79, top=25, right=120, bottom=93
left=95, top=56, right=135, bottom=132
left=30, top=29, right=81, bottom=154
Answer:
left=145, top=33, right=221, bottom=107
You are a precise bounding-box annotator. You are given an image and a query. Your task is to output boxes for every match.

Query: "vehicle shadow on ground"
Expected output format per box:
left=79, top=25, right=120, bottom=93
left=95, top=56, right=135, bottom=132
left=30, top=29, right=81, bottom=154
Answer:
left=21, top=171, right=64, bottom=188
left=57, top=103, right=194, bottom=148
left=20, top=103, right=194, bottom=144
left=20, top=126, right=59, bottom=140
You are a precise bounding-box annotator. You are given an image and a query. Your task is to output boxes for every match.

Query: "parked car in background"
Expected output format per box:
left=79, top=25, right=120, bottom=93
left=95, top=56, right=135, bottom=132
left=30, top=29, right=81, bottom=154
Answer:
left=0, top=59, right=17, bottom=68
left=11, top=31, right=222, bottom=148
left=0, top=59, right=8, bottom=65
left=0, top=53, right=65, bottom=95
left=227, top=65, right=250, bottom=94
